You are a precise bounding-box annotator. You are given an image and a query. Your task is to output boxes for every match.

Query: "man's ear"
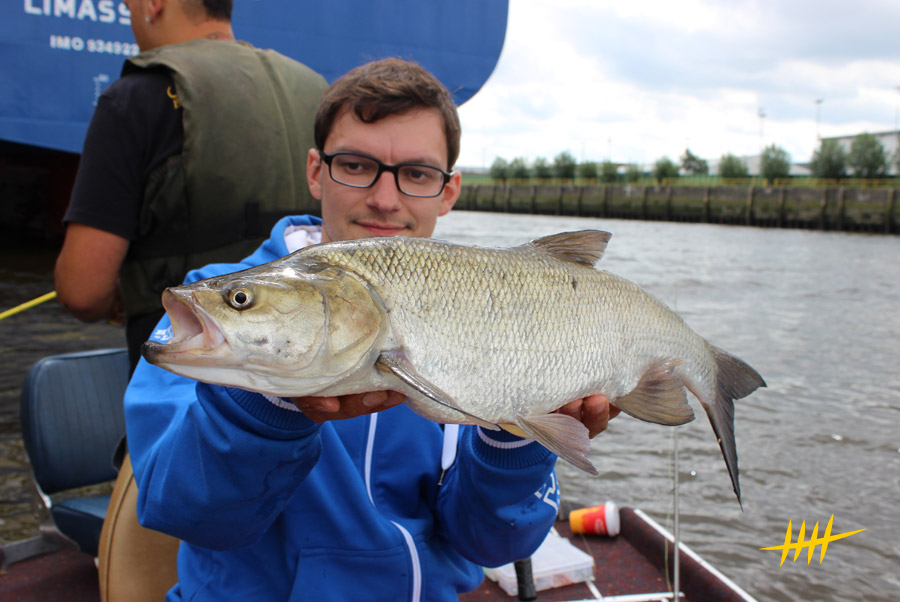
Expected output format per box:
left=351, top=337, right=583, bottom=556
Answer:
left=146, top=0, right=165, bottom=22
left=307, top=148, right=324, bottom=200
left=438, top=171, right=461, bottom=216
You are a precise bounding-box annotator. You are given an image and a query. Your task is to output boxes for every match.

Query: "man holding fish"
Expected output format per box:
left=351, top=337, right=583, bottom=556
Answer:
left=126, top=58, right=616, bottom=601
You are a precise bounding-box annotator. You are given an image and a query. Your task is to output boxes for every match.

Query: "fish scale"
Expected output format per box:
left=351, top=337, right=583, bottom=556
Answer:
left=310, top=239, right=686, bottom=417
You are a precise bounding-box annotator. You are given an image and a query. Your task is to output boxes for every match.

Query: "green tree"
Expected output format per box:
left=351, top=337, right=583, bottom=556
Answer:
left=533, top=157, right=552, bottom=180
left=489, top=157, right=509, bottom=184
left=509, top=157, right=530, bottom=181
left=553, top=151, right=577, bottom=182
left=625, top=163, right=643, bottom=183
left=760, top=144, right=791, bottom=184
left=680, top=148, right=709, bottom=175
left=718, top=153, right=748, bottom=179
left=848, top=133, right=887, bottom=178
left=809, top=139, right=847, bottom=179
left=600, top=161, right=619, bottom=183
left=578, top=161, right=598, bottom=181
left=652, top=156, right=679, bottom=183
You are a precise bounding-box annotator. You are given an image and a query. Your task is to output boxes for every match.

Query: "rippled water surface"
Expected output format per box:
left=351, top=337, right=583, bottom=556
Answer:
left=433, top=212, right=900, bottom=602
left=2, top=213, right=898, bottom=601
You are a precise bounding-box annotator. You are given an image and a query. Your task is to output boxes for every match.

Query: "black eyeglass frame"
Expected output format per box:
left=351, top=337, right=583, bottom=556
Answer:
left=319, top=151, right=454, bottom=198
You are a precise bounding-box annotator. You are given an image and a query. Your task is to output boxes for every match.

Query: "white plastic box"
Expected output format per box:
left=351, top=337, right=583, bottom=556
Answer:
left=483, top=529, right=595, bottom=596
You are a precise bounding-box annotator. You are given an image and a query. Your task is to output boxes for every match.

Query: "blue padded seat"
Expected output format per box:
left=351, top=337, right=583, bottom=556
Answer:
left=20, top=348, right=129, bottom=556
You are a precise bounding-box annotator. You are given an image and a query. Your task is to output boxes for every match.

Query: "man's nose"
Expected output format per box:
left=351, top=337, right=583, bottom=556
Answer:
left=367, top=171, right=402, bottom=212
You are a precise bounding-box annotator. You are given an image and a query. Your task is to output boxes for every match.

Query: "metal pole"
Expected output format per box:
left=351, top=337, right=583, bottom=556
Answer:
left=815, top=99, right=823, bottom=141
left=894, top=86, right=900, bottom=134
left=758, top=107, right=766, bottom=153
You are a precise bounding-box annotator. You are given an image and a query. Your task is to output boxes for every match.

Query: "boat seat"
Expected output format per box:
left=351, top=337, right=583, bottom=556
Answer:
left=19, top=348, right=129, bottom=557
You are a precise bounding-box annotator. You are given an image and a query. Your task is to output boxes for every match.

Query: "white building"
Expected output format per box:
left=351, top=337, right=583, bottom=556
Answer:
left=820, top=130, right=900, bottom=176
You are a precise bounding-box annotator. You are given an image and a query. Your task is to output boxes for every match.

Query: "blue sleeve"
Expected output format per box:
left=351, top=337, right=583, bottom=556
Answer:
left=436, top=426, right=559, bottom=568
left=124, top=315, right=323, bottom=550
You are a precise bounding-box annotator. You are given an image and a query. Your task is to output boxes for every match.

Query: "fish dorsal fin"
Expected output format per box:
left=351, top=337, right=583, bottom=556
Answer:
left=527, top=230, right=612, bottom=267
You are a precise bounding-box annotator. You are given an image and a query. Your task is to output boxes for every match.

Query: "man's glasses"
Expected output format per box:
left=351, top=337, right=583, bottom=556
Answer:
left=320, top=151, right=453, bottom=198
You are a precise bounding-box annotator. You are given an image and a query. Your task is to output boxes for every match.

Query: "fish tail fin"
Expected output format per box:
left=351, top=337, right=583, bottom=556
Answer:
left=705, top=346, right=767, bottom=507
left=612, top=358, right=696, bottom=426
left=514, top=414, right=599, bottom=475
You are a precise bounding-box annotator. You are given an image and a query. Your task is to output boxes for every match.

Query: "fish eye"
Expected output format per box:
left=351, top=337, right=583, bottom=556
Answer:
left=227, top=287, right=253, bottom=310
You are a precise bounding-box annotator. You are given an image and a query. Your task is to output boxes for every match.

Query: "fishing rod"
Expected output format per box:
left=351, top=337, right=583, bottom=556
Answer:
left=0, top=291, right=57, bottom=321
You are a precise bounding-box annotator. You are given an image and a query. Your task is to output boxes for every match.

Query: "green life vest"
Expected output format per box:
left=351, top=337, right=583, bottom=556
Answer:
left=118, top=38, right=327, bottom=319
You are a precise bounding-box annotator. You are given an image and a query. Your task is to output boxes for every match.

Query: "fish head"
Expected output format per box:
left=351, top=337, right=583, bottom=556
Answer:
left=141, top=259, right=387, bottom=396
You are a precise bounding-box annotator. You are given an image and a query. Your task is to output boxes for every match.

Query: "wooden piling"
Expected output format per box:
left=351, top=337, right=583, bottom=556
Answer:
left=746, top=186, right=755, bottom=226
left=703, top=187, right=711, bottom=223
left=886, top=188, right=896, bottom=235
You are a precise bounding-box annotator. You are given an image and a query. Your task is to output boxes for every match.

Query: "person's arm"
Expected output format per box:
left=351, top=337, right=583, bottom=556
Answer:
left=55, top=223, right=129, bottom=322
left=436, top=425, right=558, bottom=568
left=55, top=75, right=167, bottom=322
left=126, top=338, right=325, bottom=548
left=433, top=393, right=615, bottom=567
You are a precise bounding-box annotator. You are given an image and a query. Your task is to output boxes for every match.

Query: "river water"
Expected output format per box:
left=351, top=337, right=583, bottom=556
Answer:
left=0, top=244, right=123, bottom=544
left=2, top=211, right=898, bottom=601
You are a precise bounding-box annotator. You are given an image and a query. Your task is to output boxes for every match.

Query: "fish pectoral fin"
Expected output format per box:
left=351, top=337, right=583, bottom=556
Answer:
left=614, top=358, right=695, bottom=426
left=526, top=230, right=612, bottom=267
left=376, top=350, right=500, bottom=431
left=515, top=414, right=599, bottom=476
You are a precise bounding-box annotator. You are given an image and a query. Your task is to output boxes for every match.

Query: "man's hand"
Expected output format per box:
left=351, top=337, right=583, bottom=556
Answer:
left=290, top=391, right=406, bottom=423
left=555, top=394, right=619, bottom=439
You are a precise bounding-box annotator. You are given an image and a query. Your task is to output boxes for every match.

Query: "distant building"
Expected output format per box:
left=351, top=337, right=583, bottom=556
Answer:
left=820, top=130, right=900, bottom=176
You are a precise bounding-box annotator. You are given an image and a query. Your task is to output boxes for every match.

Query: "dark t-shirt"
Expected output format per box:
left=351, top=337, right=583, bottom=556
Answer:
left=65, top=69, right=183, bottom=372
left=65, top=69, right=182, bottom=239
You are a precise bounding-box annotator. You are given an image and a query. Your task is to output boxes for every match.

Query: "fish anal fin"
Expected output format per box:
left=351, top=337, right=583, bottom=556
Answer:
left=376, top=350, right=500, bottom=431
left=614, top=358, right=695, bottom=426
left=526, top=230, right=612, bottom=267
left=515, top=414, right=599, bottom=475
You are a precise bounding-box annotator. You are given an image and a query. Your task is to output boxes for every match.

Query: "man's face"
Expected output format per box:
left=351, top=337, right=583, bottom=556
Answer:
left=307, top=107, right=461, bottom=243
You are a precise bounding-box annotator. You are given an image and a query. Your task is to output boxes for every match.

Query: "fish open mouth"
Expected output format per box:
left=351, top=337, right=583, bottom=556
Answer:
left=142, top=288, right=231, bottom=365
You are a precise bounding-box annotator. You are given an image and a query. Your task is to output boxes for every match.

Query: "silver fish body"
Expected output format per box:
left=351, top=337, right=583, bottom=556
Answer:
left=143, top=231, right=765, bottom=503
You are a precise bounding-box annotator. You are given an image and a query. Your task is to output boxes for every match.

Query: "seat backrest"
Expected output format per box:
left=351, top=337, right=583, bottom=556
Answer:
left=20, top=348, right=129, bottom=495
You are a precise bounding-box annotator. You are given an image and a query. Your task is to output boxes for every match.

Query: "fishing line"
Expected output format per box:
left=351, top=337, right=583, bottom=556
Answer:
left=662, top=427, right=682, bottom=599
left=661, top=289, right=683, bottom=599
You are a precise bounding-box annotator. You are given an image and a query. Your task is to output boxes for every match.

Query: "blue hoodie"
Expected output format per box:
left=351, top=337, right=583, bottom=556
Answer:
left=125, top=216, right=561, bottom=601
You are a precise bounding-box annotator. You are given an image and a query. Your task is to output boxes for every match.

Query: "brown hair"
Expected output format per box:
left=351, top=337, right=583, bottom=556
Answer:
left=314, top=58, right=461, bottom=169
left=181, top=0, right=232, bottom=20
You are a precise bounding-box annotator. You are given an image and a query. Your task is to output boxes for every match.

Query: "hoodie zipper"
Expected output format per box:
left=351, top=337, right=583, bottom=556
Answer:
left=365, top=413, right=422, bottom=602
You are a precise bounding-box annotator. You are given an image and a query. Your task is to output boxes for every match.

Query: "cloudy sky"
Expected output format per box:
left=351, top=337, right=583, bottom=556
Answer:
left=455, top=0, right=900, bottom=170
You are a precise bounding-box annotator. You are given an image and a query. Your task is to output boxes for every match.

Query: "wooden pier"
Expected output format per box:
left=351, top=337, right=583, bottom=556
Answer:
left=456, top=184, right=898, bottom=234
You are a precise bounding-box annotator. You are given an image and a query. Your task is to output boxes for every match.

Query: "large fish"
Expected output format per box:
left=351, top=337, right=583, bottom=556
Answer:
left=143, top=231, right=765, bottom=503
